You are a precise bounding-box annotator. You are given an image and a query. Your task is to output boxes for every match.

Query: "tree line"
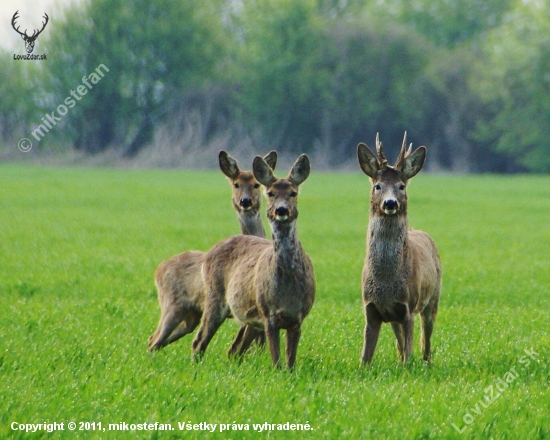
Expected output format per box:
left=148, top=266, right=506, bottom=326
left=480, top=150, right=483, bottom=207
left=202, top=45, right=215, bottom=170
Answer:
left=1, top=0, right=549, bottom=172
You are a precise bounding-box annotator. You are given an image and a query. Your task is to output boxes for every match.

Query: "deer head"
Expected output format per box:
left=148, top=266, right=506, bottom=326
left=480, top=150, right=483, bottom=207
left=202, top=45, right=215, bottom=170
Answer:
left=219, top=150, right=277, bottom=215
left=357, top=132, right=426, bottom=216
left=253, top=154, right=310, bottom=224
left=12, top=11, right=49, bottom=54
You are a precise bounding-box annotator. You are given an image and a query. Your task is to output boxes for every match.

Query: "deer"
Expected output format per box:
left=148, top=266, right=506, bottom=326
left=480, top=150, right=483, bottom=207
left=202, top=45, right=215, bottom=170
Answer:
left=191, top=154, right=315, bottom=369
left=11, top=11, right=49, bottom=54
left=147, top=150, right=277, bottom=352
left=357, top=133, right=441, bottom=365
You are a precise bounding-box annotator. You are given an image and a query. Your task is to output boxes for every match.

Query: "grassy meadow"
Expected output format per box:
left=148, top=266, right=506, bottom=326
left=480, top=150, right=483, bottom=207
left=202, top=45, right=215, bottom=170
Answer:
left=0, top=164, right=548, bottom=439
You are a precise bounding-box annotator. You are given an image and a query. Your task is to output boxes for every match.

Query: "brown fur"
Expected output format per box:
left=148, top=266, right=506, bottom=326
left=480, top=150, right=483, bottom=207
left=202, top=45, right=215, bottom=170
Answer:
left=357, top=133, right=441, bottom=365
left=147, top=151, right=277, bottom=351
left=192, top=154, right=315, bottom=369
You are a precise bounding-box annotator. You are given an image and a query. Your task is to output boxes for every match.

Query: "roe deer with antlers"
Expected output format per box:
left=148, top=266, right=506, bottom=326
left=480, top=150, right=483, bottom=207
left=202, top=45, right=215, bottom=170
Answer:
left=192, top=154, right=315, bottom=368
left=357, top=133, right=441, bottom=365
left=148, top=151, right=277, bottom=351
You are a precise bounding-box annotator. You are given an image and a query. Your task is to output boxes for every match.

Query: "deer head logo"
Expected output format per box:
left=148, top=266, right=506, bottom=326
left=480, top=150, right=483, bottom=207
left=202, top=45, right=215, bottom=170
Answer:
left=11, top=11, right=49, bottom=54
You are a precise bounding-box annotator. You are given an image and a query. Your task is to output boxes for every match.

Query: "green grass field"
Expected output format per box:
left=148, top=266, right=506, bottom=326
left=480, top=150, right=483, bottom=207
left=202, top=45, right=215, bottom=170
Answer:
left=0, top=164, right=548, bottom=439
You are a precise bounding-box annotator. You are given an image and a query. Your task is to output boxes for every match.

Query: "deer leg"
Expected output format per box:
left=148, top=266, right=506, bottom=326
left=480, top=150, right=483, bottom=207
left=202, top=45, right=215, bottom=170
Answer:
left=165, top=311, right=201, bottom=346
left=402, top=314, right=414, bottom=363
left=191, top=300, right=228, bottom=361
left=420, top=314, right=434, bottom=362
left=420, top=297, right=439, bottom=362
left=228, top=325, right=260, bottom=358
left=266, top=320, right=281, bottom=368
left=361, top=303, right=382, bottom=365
left=391, top=322, right=405, bottom=361
left=237, top=326, right=261, bottom=357
left=254, top=331, right=266, bottom=350
left=227, top=325, right=247, bottom=358
left=148, top=306, right=188, bottom=351
left=285, top=326, right=301, bottom=370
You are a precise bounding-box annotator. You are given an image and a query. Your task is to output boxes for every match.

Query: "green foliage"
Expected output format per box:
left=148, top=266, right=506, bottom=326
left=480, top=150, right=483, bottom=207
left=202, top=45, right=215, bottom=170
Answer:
left=42, top=0, right=228, bottom=154
left=473, top=2, right=550, bottom=172
left=234, top=0, right=330, bottom=151
left=379, top=0, right=514, bottom=47
left=2, top=0, right=550, bottom=172
left=0, top=165, right=549, bottom=438
left=323, top=18, right=434, bottom=160
left=234, top=1, right=435, bottom=161
left=0, top=50, right=41, bottom=143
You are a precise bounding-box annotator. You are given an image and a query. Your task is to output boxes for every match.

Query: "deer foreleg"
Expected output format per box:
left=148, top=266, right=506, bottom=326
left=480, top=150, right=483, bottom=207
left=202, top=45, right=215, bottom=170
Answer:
left=361, top=303, right=382, bottom=365
left=391, top=322, right=405, bottom=360
left=402, top=314, right=414, bottom=363
left=285, top=326, right=301, bottom=370
left=266, top=319, right=281, bottom=368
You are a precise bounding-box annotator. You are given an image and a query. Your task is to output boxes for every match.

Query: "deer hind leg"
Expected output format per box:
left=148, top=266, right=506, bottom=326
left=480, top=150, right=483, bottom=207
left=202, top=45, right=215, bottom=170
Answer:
left=254, top=331, right=266, bottom=350
left=420, top=296, right=439, bottom=362
left=236, top=326, right=262, bottom=357
left=227, top=325, right=247, bottom=357
left=165, top=310, right=201, bottom=346
left=227, top=325, right=261, bottom=358
left=391, top=322, right=405, bottom=361
left=148, top=305, right=192, bottom=351
left=191, top=299, right=229, bottom=361
left=361, top=303, right=382, bottom=365
left=285, top=325, right=301, bottom=370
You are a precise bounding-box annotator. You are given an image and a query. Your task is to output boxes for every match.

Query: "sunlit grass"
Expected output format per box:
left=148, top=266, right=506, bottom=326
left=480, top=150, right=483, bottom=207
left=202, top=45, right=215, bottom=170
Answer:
left=0, top=165, right=548, bottom=439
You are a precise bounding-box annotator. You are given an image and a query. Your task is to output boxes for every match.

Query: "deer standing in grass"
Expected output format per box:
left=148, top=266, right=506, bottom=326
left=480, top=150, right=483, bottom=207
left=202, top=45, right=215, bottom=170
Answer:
left=192, top=154, right=315, bottom=368
left=357, top=133, right=441, bottom=365
left=147, top=151, right=277, bottom=351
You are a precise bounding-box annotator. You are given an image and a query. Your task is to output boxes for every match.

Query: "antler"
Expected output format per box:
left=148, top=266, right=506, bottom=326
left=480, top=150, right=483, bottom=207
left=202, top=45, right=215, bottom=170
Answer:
left=11, top=11, right=26, bottom=37
left=395, top=131, right=413, bottom=170
left=375, top=132, right=388, bottom=169
left=31, top=13, right=49, bottom=39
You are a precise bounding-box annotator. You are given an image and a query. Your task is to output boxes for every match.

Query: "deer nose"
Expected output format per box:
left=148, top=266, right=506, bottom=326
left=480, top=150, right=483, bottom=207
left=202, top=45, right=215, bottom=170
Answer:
left=275, top=206, right=289, bottom=219
left=382, top=199, right=398, bottom=213
left=240, top=197, right=252, bottom=210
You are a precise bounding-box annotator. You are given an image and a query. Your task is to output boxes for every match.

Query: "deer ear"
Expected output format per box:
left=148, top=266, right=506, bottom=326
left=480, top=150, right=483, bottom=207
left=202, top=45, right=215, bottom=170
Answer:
left=253, top=156, right=276, bottom=187
left=219, top=151, right=240, bottom=179
left=288, top=154, right=310, bottom=186
left=402, top=146, right=426, bottom=179
left=263, top=150, right=278, bottom=172
left=357, top=143, right=379, bottom=178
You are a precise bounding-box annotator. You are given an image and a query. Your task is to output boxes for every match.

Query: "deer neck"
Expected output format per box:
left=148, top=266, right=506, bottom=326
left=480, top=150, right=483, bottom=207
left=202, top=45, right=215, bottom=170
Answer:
left=270, top=221, right=301, bottom=273
left=367, top=212, right=408, bottom=279
left=238, top=211, right=266, bottom=238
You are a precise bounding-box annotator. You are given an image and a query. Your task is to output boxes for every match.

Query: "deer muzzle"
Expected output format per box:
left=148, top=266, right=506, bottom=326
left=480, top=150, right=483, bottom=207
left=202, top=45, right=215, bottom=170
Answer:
left=239, top=197, right=253, bottom=211
left=382, top=198, right=398, bottom=215
left=274, top=206, right=289, bottom=221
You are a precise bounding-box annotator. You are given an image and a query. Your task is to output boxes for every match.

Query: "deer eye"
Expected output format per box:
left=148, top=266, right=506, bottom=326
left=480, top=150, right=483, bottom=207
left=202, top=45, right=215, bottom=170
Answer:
left=253, top=183, right=260, bottom=189
left=398, top=184, right=406, bottom=190
left=267, top=191, right=275, bottom=198
left=234, top=183, right=240, bottom=188
left=374, top=184, right=381, bottom=191
left=290, top=191, right=298, bottom=197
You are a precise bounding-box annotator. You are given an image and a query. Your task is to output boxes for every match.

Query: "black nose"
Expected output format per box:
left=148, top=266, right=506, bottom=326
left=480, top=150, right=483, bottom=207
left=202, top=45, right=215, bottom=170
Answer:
left=240, top=197, right=252, bottom=208
left=275, top=206, right=289, bottom=217
left=383, top=199, right=398, bottom=210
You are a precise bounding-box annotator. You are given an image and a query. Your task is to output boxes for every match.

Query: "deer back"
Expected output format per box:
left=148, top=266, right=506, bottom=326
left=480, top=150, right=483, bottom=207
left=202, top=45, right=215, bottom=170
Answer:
left=155, top=251, right=205, bottom=311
